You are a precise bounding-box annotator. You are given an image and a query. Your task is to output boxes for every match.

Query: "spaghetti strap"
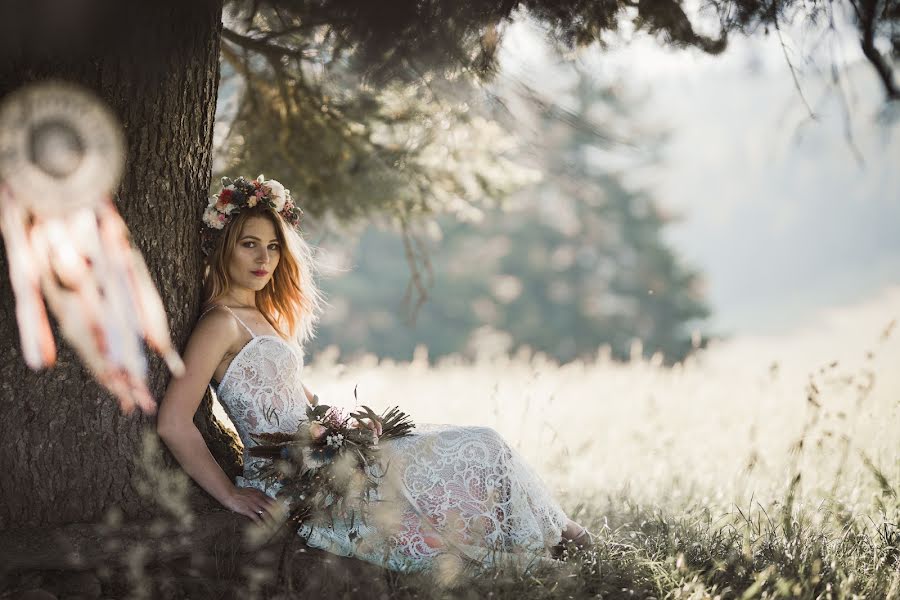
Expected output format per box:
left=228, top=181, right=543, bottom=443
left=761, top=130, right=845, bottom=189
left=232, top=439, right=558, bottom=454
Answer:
left=201, top=304, right=256, bottom=338
left=198, top=304, right=219, bottom=320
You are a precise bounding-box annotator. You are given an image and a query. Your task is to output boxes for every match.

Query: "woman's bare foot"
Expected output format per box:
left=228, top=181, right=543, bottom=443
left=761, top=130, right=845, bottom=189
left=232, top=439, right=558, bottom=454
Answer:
left=551, top=519, right=595, bottom=558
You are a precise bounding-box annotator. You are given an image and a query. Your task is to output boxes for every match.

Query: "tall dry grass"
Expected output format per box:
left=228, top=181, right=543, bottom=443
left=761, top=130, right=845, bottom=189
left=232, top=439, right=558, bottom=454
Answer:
left=206, top=287, right=900, bottom=598
left=304, top=288, right=899, bottom=509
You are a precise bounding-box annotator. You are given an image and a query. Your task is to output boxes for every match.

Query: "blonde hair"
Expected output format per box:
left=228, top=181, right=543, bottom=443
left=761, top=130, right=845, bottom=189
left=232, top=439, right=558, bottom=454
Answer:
left=201, top=206, right=324, bottom=345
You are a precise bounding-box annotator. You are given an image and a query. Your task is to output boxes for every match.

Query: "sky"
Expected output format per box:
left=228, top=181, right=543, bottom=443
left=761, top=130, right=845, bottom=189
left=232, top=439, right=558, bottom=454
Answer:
left=498, top=8, right=900, bottom=336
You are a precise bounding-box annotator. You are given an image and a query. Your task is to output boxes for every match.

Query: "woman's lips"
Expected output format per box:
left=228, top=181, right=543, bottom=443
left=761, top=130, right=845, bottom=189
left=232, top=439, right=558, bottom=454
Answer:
left=252, top=270, right=269, bottom=277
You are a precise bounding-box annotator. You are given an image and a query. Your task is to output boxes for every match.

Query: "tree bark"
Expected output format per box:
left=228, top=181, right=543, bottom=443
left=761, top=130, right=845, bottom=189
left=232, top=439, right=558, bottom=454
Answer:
left=0, top=0, right=240, bottom=530
left=0, top=512, right=254, bottom=572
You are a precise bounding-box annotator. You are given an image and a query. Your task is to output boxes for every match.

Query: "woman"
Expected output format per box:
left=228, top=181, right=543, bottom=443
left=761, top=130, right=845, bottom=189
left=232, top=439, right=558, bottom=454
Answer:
left=157, top=175, right=592, bottom=573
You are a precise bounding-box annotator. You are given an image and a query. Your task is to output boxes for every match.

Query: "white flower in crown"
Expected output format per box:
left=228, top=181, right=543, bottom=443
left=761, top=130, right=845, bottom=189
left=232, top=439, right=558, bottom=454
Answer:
left=266, top=179, right=287, bottom=212
left=202, top=206, right=225, bottom=229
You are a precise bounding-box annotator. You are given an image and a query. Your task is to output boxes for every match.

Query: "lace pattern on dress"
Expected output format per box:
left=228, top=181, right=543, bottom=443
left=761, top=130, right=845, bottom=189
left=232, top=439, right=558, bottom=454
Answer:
left=214, top=335, right=308, bottom=478
left=208, top=305, right=568, bottom=573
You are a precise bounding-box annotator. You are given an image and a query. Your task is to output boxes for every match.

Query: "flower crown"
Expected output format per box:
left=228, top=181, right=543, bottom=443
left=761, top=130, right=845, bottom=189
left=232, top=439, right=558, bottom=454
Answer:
left=201, top=174, right=303, bottom=256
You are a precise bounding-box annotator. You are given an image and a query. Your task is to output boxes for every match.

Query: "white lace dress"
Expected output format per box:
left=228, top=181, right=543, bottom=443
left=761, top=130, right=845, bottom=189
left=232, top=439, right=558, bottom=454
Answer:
left=209, top=306, right=569, bottom=573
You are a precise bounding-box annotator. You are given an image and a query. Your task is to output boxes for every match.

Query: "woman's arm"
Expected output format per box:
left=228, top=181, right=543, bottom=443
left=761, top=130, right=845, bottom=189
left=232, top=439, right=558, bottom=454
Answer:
left=157, top=310, right=276, bottom=524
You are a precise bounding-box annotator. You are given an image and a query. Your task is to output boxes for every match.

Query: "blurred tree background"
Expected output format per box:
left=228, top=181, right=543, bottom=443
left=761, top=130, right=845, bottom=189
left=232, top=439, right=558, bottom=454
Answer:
left=214, top=0, right=896, bottom=364
left=303, top=61, right=709, bottom=363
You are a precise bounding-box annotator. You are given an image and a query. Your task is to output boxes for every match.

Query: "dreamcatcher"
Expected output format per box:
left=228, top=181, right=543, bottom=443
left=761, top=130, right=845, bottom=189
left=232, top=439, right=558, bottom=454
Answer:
left=0, top=81, right=184, bottom=414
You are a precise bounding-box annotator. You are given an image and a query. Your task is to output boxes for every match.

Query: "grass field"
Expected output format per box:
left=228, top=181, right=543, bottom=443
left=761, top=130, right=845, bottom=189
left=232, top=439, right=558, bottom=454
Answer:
left=268, top=286, right=900, bottom=598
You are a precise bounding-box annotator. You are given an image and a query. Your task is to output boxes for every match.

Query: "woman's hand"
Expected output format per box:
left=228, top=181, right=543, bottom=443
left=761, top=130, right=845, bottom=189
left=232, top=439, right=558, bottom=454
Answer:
left=353, top=416, right=383, bottom=442
left=222, top=485, right=279, bottom=524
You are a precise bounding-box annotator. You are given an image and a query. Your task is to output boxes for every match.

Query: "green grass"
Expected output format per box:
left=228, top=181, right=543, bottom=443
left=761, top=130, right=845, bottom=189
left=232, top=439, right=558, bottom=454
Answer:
left=235, top=475, right=897, bottom=599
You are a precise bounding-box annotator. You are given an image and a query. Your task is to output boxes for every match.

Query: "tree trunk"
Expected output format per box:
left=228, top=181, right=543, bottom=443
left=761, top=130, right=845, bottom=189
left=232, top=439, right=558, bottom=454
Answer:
left=0, top=0, right=240, bottom=531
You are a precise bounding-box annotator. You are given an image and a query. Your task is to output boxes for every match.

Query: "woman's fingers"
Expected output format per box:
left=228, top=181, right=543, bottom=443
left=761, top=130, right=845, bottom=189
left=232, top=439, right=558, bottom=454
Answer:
left=361, top=418, right=383, bottom=436
left=243, top=488, right=276, bottom=509
left=251, top=489, right=277, bottom=506
left=245, top=502, right=273, bottom=524
left=232, top=488, right=279, bottom=524
left=240, top=505, right=262, bottom=523
left=249, top=495, right=277, bottom=518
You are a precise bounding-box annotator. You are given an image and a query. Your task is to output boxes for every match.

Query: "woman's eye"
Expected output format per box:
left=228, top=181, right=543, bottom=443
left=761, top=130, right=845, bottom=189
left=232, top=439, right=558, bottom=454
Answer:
left=243, top=242, right=255, bottom=248
left=268, top=244, right=280, bottom=251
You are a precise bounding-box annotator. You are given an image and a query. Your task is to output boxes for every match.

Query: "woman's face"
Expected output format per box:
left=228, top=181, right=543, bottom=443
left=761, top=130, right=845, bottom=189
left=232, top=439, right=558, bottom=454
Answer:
left=228, top=216, right=281, bottom=293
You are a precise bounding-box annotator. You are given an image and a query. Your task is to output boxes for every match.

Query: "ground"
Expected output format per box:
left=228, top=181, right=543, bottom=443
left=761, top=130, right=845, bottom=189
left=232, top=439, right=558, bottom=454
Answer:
left=4, top=287, right=898, bottom=598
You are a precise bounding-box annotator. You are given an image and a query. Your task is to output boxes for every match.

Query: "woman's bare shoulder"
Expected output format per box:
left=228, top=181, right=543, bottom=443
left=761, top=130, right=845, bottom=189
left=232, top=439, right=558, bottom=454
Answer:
left=190, top=306, right=242, bottom=352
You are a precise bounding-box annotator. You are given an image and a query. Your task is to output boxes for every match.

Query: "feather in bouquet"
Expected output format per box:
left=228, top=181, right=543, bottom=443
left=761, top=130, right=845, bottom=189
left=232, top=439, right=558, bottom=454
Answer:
left=247, top=390, right=415, bottom=533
